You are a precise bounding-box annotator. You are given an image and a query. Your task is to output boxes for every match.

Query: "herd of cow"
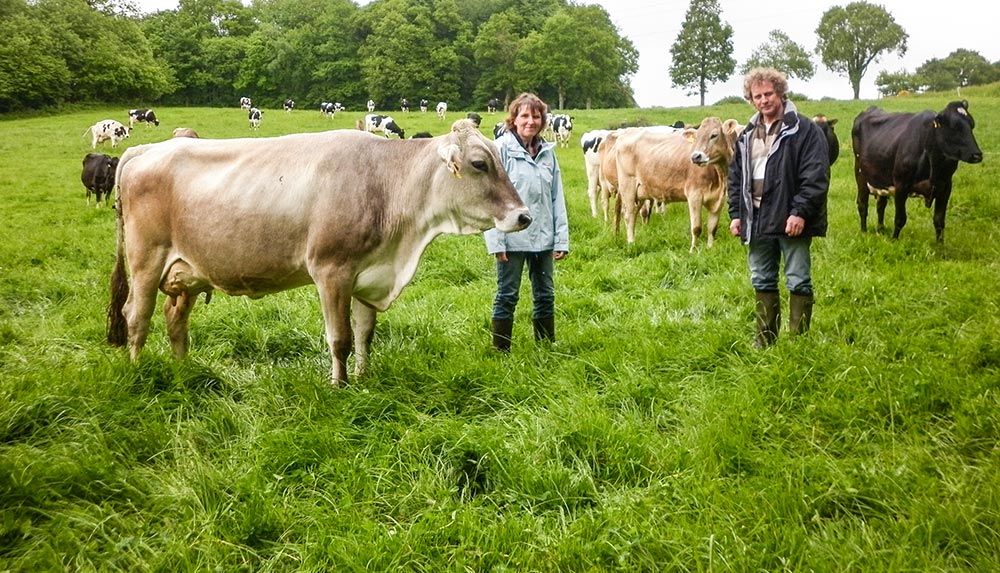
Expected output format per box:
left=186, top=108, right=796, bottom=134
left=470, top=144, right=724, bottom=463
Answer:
left=78, top=99, right=983, bottom=384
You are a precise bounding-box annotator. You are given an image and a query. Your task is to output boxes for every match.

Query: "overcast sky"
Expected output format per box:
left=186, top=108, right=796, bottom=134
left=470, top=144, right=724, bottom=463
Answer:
left=133, top=0, right=995, bottom=109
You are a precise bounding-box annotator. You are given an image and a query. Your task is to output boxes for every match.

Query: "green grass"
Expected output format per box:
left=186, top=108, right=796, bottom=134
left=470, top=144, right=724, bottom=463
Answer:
left=2, top=89, right=1000, bottom=571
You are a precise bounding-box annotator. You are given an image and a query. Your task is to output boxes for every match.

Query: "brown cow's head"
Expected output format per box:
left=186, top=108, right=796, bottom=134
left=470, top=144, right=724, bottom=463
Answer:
left=437, top=119, right=531, bottom=234
left=689, top=117, right=738, bottom=167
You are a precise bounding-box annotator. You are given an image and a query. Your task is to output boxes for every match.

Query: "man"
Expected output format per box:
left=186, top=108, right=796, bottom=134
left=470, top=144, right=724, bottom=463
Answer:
left=727, top=68, right=830, bottom=348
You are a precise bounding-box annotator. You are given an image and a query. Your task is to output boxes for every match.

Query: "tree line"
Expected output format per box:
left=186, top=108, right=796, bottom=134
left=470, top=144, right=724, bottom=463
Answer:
left=1, top=0, right=996, bottom=114
left=0, top=0, right=638, bottom=113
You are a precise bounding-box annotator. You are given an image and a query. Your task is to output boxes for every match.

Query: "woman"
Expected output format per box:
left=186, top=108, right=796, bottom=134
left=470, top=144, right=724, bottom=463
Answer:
left=485, top=93, right=570, bottom=351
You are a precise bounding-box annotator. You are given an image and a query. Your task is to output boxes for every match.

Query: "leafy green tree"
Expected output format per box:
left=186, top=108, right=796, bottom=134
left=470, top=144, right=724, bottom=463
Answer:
left=915, top=49, right=998, bottom=94
left=874, top=69, right=920, bottom=97
left=356, top=0, right=471, bottom=108
left=516, top=5, right=637, bottom=110
left=0, top=6, right=71, bottom=110
left=815, top=1, right=907, bottom=99
left=142, top=0, right=256, bottom=106
left=472, top=10, right=528, bottom=107
left=669, top=0, right=735, bottom=107
left=740, top=30, right=815, bottom=80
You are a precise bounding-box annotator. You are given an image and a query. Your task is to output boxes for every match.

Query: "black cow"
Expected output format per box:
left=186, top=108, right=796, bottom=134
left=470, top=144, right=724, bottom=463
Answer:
left=128, top=108, right=159, bottom=128
left=812, top=114, right=839, bottom=165
left=487, top=98, right=500, bottom=113
left=81, top=152, right=119, bottom=207
left=466, top=112, right=482, bottom=127
left=852, top=100, right=983, bottom=242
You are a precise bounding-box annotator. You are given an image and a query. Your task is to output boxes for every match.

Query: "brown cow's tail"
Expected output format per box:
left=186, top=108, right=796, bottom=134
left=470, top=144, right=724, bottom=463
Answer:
left=107, top=177, right=129, bottom=347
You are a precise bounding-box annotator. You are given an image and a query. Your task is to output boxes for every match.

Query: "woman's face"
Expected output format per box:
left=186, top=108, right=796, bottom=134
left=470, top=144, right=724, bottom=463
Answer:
left=513, top=105, right=543, bottom=139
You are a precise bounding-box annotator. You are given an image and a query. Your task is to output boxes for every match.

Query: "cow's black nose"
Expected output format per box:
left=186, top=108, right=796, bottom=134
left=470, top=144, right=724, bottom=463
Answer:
left=970, top=153, right=984, bottom=164
left=518, top=213, right=533, bottom=227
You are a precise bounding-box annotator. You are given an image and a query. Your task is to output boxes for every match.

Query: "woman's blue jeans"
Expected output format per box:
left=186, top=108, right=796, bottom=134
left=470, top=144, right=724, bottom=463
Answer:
left=492, top=251, right=555, bottom=320
left=747, top=237, right=813, bottom=295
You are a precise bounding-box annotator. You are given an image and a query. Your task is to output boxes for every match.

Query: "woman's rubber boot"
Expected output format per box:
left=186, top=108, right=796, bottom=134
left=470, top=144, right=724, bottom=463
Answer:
left=491, top=318, right=513, bottom=353
left=533, top=316, right=555, bottom=343
left=753, top=290, right=780, bottom=348
left=789, top=292, right=814, bottom=336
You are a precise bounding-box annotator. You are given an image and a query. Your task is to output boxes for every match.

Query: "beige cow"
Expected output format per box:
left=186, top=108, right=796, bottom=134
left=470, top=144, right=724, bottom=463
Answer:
left=108, top=119, right=531, bottom=384
left=614, top=117, right=741, bottom=251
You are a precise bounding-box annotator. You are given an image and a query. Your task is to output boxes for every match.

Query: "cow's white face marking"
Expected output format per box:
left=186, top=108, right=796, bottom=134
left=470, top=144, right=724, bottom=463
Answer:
left=957, top=107, right=967, bottom=116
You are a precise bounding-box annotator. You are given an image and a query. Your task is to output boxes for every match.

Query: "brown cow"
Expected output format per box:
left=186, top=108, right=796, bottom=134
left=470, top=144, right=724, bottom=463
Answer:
left=108, top=119, right=531, bottom=384
left=614, top=117, right=741, bottom=251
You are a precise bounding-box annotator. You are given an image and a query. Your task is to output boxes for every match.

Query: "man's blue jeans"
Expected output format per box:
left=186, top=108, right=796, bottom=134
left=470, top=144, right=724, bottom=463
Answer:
left=747, top=237, right=813, bottom=295
left=492, top=251, right=555, bottom=320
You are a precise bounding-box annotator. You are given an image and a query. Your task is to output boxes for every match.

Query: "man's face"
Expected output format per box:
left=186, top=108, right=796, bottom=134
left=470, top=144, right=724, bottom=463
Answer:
left=750, top=81, right=783, bottom=122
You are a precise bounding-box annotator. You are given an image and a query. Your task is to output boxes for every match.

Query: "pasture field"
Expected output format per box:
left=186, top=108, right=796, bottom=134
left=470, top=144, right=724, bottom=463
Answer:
left=3, top=89, right=1000, bottom=571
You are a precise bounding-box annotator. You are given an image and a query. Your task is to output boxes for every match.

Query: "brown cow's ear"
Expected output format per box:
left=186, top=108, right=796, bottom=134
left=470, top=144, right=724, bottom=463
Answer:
left=438, top=143, right=462, bottom=178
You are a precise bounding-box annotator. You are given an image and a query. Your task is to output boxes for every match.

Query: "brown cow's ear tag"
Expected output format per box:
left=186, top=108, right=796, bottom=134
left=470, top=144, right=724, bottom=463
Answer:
left=437, top=143, right=462, bottom=178
left=686, top=134, right=695, bottom=143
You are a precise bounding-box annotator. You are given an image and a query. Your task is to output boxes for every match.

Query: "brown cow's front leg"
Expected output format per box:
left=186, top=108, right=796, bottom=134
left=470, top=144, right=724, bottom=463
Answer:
left=315, top=276, right=354, bottom=385
left=351, top=298, right=377, bottom=377
left=164, top=291, right=195, bottom=358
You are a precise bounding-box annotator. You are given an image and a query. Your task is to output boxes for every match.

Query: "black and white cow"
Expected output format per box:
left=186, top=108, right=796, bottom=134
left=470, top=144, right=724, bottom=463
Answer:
left=400, top=98, right=410, bottom=113
left=364, top=113, right=404, bottom=139
left=81, top=152, right=119, bottom=207
left=420, top=99, right=429, bottom=113
left=551, top=114, right=573, bottom=147
left=487, top=98, right=500, bottom=113
left=852, top=100, right=984, bottom=242
left=320, top=102, right=338, bottom=116
left=367, top=99, right=376, bottom=112
left=249, top=107, right=262, bottom=129
left=492, top=121, right=507, bottom=140
left=283, top=99, right=295, bottom=112
left=128, top=109, right=159, bottom=128
left=86, top=119, right=131, bottom=149
left=240, top=97, right=252, bottom=110
left=436, top=101, right=447, bottom=120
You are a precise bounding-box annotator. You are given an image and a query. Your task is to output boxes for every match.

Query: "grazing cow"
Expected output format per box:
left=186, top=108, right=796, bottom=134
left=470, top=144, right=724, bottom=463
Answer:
left=466, top=112, right=482, bottom=127
left=240, top=97, right=252, bottom=110
left=852, top=100, right=983, bottom=242
left=367, top=99, right=376, bottom=112
left=283, top=99, right=295, bottom=112
left=436, top=101, right=447, bottom=120
left=812, top=114, right=839, bottom=165
left=487, top=98, right=500, bottom=113
left=615, top=117, right=741, bottom=251
left=128, top=109, right=159, bottom=128
left=410, top=131, right=433, bottom=139
left=581, top=129, right=612, bottom=218
left=551, top=114, right=573, bottom=147
left=420, top=99, right=429, bottom=112
left=107, top=119, right=532, bottom=384
left=364, top=113, right=405, bottom=139
left=320, top=102, right=337, bottom=116
left=400, top=98, right=409, bottom=113
left=248, top=107, right=262, bottom=129
left=171, top=127, right=199, bottom=138
left=86, top=119, right=131, bottom=149
left=81, top=153, right=119, bottom=207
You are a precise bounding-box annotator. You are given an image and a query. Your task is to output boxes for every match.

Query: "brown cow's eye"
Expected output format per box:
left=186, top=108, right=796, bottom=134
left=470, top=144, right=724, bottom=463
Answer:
left=471, top=160, right=488, bottom=172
